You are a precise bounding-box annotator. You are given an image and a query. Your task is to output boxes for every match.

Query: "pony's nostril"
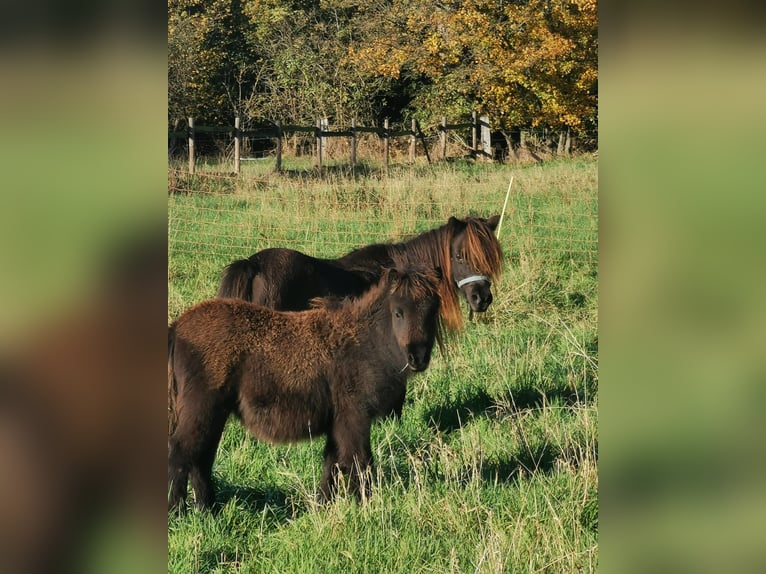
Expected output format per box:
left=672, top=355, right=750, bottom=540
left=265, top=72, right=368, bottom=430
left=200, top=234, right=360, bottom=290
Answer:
left=407, top=348, right=431, bottom=371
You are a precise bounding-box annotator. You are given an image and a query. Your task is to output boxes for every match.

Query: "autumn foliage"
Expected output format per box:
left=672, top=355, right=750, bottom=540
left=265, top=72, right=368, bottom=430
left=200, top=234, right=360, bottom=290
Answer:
left=168, top=0, right=597, bottom=137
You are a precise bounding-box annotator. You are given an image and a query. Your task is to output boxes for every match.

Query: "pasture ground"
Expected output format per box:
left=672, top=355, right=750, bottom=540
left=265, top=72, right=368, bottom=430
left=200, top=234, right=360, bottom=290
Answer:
left=168, top=156, right=598, bottom=573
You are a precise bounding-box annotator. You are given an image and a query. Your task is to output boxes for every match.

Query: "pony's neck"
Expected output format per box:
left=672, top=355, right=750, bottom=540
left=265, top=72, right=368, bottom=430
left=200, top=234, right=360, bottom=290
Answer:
left=398, top=226, right=448, bottom=268
left=344, top=284, right=401, bottom=359
left=345, top=280, right=387, bottom=321
left=338, top=243, right=391, bottom=270
left=339, top=224, right=449, bottom=271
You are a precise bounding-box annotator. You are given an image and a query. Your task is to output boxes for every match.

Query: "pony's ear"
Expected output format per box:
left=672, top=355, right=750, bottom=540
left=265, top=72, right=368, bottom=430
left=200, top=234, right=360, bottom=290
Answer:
left=485, top=214, right=501, bottom=231
left=448, top=216, right=467, bottom=230
left=383, top=267, right=400, bottom=285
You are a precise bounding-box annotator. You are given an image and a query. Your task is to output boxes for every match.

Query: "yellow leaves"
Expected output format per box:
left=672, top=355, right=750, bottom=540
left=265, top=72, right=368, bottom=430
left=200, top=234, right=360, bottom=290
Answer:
left=423, top=33, right=442, bottom=56
left=243, top=0, right=291, bottom=28
left=319, top=0, right=361, bottom=9
left=561, top=113, right=584, bottom=130
left=169, top=0, right=596, bottom=131
left=571, top=0, right=598, bottom=14
left=576, top=68, right=598, bottom=91
left=348, top=45, right=408, bottom=80
left=454, top=6, right=489, bottom=30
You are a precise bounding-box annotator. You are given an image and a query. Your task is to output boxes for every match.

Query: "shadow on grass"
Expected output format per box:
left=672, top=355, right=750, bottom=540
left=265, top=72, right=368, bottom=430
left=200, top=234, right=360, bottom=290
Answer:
left=275, top=162, right=381, bottom=180
left=504, top=384, right=589, bottom=410
left=423, top=383, right=593, bottom=436
left=417, top=386, right=582, bottom=486
left=422, top=387, right=496, bottom=433
left=274, top=160, right=448, bottom=181
left=474, top=443, right=559, bottom=483
left=384, top=442, right=560, bottom=489
left=211, top=482, right=307, bottom=524
left=169, top=483, right=299, bottom=520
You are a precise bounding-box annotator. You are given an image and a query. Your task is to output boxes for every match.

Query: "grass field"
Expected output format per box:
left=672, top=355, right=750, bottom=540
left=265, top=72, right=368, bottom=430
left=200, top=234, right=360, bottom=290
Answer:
left=168, top=156, right=598, bottom=573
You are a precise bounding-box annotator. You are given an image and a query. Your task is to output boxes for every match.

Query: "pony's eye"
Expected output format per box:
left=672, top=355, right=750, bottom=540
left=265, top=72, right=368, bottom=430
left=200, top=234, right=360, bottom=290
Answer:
left=394, top=308, right=403, bottom=319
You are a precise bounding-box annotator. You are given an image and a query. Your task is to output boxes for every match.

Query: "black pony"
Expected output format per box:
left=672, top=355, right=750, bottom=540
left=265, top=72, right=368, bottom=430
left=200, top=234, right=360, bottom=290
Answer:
left=168, top=266, right=444, bottom=510
left=217, top=215, right=503, bottom=332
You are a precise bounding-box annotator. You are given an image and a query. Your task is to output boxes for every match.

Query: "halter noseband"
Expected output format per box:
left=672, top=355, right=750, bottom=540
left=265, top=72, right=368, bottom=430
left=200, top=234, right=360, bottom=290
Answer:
left=456, top=275, right=490, bottom=288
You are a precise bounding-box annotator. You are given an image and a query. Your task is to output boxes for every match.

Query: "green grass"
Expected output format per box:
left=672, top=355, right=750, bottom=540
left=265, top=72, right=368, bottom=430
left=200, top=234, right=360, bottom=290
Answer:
left=168, top=156, right=598, bottom=573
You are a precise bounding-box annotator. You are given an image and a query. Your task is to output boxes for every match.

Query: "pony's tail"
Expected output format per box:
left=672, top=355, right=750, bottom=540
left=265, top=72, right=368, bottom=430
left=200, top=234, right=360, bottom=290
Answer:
left=168, top=323, right=179, bottom=436
left=217, top=257, right=259, bottom=301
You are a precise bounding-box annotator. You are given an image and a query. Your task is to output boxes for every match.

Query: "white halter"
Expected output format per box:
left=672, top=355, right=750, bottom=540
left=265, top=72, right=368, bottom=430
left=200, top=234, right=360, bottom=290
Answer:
left=456, top=275, right=490, bottom=288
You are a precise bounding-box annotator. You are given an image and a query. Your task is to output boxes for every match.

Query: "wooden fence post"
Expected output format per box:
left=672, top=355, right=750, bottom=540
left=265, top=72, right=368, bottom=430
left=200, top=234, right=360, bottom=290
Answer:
left=188, top=117, right=195, bottom=174
left=472, top=111, right=478, bottom=158
left=275, top=120, right=282, bottom=173
left=409, top=118, right=416, bottom=162
left=321, top=118, right=329, bottom=157
left=479, top=114, right=491, bottom=159
left=315, top=118, right=322, bottom=169
left=440, top=116, right=447, bottom=160
left=383, top=118, right=390, bottom=172
left=234, top=116, right=241, bottom=175
left=350, top=118, right=357, bottom=169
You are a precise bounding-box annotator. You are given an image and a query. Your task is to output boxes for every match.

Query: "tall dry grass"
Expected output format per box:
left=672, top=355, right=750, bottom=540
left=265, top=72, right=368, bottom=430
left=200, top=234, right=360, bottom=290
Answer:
left=168, top=157, right=598, bottom=573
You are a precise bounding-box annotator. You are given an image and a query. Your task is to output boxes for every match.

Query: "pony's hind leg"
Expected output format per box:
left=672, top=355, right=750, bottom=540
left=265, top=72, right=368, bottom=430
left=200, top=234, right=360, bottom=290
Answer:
left=168, top=383, right=229, bottom=511
left=189, top=408, right=229, bottom=510
left=168, top=438, right=190, bottom=511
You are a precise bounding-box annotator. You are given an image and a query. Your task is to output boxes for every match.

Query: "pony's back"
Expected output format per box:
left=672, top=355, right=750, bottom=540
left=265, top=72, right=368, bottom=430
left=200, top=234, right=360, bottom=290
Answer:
left=218, top=249, right=374, bottom=310
left=173, top=298, right=357, bottom=388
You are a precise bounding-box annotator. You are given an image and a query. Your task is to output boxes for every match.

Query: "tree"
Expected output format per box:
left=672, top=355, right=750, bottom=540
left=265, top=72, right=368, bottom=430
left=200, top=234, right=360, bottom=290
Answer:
left=240, top=0, right=397, bottom=126
left=168, top=0, right=256, bottom=125
left=345, top=0, right=597, bottom=136
left=168, top=0, right=598, bottom=145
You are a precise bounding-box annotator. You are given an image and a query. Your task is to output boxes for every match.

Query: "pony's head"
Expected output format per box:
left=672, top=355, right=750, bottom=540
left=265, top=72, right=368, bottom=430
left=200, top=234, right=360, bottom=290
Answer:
left=447, top=215, right=503, bottom=313
left=450, top=255, right=493, bottom=312
left=383, top=265, right=443, bottom=373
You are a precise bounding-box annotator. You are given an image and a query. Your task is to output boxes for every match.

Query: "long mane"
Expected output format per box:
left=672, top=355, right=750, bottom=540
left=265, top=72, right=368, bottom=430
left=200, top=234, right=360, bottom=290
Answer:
left=336, top=217, right=503, bottom=332
left=460, top=217, right=504, bottom=282
left=388, top=226, right=461, bottom=332
left=394, top=218, right=502, bottom=332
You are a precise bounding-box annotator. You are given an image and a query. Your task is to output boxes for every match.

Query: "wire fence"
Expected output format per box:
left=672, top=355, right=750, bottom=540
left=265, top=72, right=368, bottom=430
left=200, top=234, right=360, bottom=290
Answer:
left=168, top=166, right=598, bottom=273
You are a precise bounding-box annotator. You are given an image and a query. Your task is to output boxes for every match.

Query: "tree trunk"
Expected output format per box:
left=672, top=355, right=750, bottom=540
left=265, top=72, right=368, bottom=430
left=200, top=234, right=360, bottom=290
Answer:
left=501, top=130, right=517, bottom=163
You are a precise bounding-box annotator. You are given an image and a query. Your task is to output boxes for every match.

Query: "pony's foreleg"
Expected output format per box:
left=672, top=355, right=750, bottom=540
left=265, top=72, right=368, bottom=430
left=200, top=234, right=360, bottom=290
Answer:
left=332, top=416, right=373, bottom=503
left=319, top=435, right=339, bottom=503
left=350, top=435, right=374, bottom=503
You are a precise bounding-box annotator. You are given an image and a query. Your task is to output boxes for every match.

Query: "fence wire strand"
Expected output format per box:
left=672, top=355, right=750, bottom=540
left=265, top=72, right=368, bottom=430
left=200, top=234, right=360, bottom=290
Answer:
left=168, top=169, right=597, bottom=266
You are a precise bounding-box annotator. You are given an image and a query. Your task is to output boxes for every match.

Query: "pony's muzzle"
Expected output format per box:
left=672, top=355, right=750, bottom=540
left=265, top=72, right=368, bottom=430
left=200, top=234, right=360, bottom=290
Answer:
left=457, top=275, right=493, bottom=313
left=406, top=344, right=432, bottom=372
left=462, top=284, right=492, bottom=312
left=470, top=290, right=492, bottom=311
